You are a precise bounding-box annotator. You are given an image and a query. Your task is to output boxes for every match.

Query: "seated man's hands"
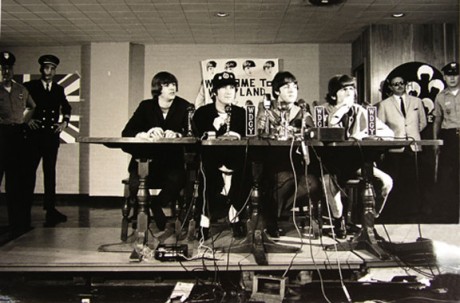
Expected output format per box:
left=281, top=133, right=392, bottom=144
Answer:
left=164, top=130, right=181, bottom=138
left=213, top=115, right=227, bottom=131
left=136, top=128, right=181, bottom=139
left=147, top=127, right=164, bottom=138
left=135, top=132, right=150, bottom=139
left=226, top=130, right=241, bottom=140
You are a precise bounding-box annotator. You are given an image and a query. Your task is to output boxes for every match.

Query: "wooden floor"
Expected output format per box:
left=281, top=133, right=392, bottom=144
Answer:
left=0, top=219, right=459, bottom=274
left=1, top=201, right=460, bottom=302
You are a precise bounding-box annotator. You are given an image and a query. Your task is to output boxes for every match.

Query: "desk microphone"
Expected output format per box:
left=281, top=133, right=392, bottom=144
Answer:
left=296, top=99, right=309, bottom=137
left=218, top=104, right=240, bottom=140
left=224, top=104, right=232, bottom=135
left=186, top=104, right=195, bottom=137
left=260, top=95, right=275, bottom=138
left=278, top=101, right=289, bottom=140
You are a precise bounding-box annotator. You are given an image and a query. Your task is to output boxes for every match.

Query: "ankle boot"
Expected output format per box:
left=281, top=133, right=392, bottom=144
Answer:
left=151, top=203, right=166, bottom=231
left=231, top=221, right=245, bottom=239
left=333, top=217, right=347, bottom=239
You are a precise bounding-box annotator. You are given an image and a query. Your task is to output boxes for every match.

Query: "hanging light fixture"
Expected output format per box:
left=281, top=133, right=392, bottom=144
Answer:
left=308, top=0, right=346, bottom=6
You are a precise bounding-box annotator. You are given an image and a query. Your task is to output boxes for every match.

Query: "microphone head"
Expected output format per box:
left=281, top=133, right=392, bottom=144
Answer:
left=245, top=100, right=253, bottom=106
left=296, top=99, right=306, bottom=108
left=278, top=101, right=289, bottom=111
left=225, top=104, right=232, bottom=113
left=263, top=94, right=271, bottom=110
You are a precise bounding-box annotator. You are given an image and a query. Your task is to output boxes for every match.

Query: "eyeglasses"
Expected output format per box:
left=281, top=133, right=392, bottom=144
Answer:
left=391, top=81, right=405, bottom=87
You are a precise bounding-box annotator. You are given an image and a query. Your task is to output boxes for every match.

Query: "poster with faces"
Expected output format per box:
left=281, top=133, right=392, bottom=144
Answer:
left=196, top=58, right=279, bottom=108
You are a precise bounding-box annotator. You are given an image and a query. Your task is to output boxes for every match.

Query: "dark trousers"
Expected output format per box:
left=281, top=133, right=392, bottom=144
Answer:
left=379, top=149, right=420, bottom=219
left=437, top=129, right=460, bottom=221
left=0, top=125, right=32, bottom=231
left=29, top=132, right=60, bottom=210
left=199, top=148, right=249, bottom=221
left=128, top=159, right=186, bottom=211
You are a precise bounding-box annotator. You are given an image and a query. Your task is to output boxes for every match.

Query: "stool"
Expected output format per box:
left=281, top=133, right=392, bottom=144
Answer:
left=316, top=178, right=361, bottom=237
left=120, top=178, right=163, bottom=242
left=344, top=179, right=361, bottom=226
left=120, top=178, right=187, bottom=242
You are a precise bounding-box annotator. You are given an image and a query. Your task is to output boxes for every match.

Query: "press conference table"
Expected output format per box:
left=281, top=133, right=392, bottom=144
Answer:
left=78, top=136, right=442, bottom=263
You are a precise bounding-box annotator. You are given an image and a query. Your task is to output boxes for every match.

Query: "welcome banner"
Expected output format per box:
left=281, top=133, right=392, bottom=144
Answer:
left=196, top=58, right=280, bottom=108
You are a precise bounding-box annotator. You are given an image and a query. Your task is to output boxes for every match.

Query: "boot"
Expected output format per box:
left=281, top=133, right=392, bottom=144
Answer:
left=231, top=221, right=245, bottom=239
left=333, top=217, right=347, bottom=239
left=151, top=203, right=166, bottom=231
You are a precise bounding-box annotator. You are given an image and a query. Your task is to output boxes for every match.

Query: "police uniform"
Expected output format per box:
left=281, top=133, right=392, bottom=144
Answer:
left=0, top=51, right=36, bottom=234
left=433, top=62, right=460, bottom=221
left=23, top=55, right=71, bottom=224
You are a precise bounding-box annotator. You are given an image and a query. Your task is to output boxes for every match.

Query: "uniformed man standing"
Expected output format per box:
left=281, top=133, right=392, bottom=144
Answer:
left=24, top=54, right=71, bottom=227
left=0, top=51, right=36, bottom=235
left=433, top=62, right=460, bottom=222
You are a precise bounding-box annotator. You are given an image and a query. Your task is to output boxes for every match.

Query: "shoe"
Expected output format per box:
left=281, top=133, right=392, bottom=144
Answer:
left=333, top=217, right=347, bottom=239
left=231, top=222, right=246, bottom=239
left=266, top=226, right=285, bottom=238
left=346, top=223, right=360, bottom=234
left=151, top=204, right=167, bottom=231
left=45, top=208, right=67, bottom=226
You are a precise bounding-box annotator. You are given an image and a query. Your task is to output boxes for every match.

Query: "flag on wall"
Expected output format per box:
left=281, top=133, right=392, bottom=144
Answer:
left=195, top=58, right=279, bottom=108
left=13, top=73, right=81, bottom=143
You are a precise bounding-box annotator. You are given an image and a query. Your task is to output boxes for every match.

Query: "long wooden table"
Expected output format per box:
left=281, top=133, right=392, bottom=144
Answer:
left=78, top=137, right=199, bottom=260
left=78, top=136, right=442, bottom=263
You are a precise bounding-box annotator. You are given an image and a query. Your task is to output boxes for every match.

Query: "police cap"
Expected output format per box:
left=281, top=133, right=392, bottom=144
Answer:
left=39, top=54, right=60, bottom=67
left=441, top=62, right=459, bottom=76
left=0, top=51, right=16, bottom=67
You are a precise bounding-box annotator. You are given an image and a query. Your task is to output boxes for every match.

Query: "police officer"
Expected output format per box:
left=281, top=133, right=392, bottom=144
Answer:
left=433, top=62, right=460, bottom=221
left=0, top=51, right=36, bottom=235
left=24, top=54, right=71, bottom=226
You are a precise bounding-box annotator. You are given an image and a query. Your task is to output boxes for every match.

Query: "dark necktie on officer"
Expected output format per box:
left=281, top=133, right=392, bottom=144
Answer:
left=46, top=83, right=50, bottom=92
left=400, top=96, right=406, bottom=118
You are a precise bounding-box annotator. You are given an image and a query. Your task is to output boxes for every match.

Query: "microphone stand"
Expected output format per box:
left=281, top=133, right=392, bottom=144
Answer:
left=186, top=105, right=195, bottom=137
left=219, top=104, right=240, bottom=140
left=259, top=99, right=275, bottom=139
left=278, top=101, right=289, bottom=140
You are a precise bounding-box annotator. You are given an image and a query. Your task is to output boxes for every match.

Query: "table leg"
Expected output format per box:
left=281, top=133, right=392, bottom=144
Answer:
left=130, top=158, right=151, bottom=261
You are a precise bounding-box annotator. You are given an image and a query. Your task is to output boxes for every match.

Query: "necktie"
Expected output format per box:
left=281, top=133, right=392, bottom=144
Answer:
left=400, top=96, right=406, bottom=118
left=46, top=83, right=50, bottom=91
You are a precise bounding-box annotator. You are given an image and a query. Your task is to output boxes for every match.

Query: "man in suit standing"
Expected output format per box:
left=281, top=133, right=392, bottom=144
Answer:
left=377, top=74, right=427, bottom=220
left=24, top=54, right=71, bottom=227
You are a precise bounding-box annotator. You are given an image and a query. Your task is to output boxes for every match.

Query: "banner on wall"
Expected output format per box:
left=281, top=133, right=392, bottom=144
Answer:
left=14, top=73, right=81, bottom=143
left=195, top=58, right=280, bottom=108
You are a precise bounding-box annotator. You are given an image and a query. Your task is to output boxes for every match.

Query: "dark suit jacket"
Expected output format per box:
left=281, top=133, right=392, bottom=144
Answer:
left=122, top=95, right=190, bottom=137
left=122, top=95, right=191, bottom=173
left=192, top=103, right=246, bottom=137
left=24, top=79, right=71, bottom=134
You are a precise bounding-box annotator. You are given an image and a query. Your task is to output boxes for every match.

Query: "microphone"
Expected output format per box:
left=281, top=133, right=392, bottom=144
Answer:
left=186, top=104, right=195, bottom=137
left=296, top=99, right=311, bottom=113
left=296, top=99, right=308, bottom=138
left=224, top=104, right=232, bottom=134
left=260, top=95, right=275, bottom=138
left=245, top=100, right=256, bottom=137
left=278, top=101, right=289, bottom=140
left=263, top=94, right=271, bottom=110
